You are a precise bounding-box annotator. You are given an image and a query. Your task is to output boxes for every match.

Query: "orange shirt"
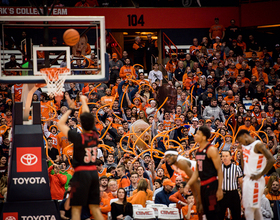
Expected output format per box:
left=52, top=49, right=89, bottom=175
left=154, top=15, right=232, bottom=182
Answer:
left=183, top=77, right=197, bottom=91
left=237, top=42, right=246, bottom=51
left=241, top=77, right=250, bottom=84
left=62, top=144, right=73, bottom=157
left=57, top=132, right=71, bottom=155
left=3, top=115, right=12, bottom=127
left=107, top=192, right=117, bottom=201
left=182, top=205, right=198, bottom=220
left=117, top=175, right=131, bottom=188
left=95, top=122, right=103, bottom=135
left=161, top=163, right=170, bottom=178
left=41, top=101, right=52, bottom=119
left=100, top=95, right=114, bottom=105
left=49, top=133, right=58, bottom=150
left=273, top=64, right=280, bottom=71
left=266, top=193, right=280, bottom=203
left=209, top=24, right=225, bottom=39
left=238, top=125, right=256, bottom=132
left=163, top=120, right=172, bottom=131
left=252, top=66, right=259, bottom=75
left=166, top=60, right=178, bottom=73
left=37, top=51, right=45, bottom=59
left=213, top=43, right=222, bottom=50
left=13, top=84, right=23, bottom=102
left=99, top=195, right=111, bottom=220
left=253, top=72, right=269, bottom=85
left=252, top=112, right=263, bottom=124
left=129, top=103, right=143, bottom=113
left=224, top=96, right=235, bottom=105
left=235, top=63, right=249, bottom=70
left=127, top=189, right=153, bottom=207
left=189, top=45, right=202, bottom=55
left=111, top=84, right=119, bottom=97
left=119, top=65, right=136, bottom=80
left=227, top=68, right=238, bottom=78
left=112, top=123, right=122, bottom=130
left=98, top=167, right=107, bottom=178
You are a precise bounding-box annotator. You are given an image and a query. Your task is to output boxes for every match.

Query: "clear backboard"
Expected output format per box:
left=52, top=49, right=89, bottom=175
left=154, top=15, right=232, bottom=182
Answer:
left=0, top=16, right=109, bottom=84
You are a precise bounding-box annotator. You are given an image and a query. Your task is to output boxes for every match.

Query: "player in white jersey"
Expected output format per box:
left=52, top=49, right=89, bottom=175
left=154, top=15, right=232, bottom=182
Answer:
left=164, top=149, right=202, bottom=218
left=236, top=129, right=275, bottom=220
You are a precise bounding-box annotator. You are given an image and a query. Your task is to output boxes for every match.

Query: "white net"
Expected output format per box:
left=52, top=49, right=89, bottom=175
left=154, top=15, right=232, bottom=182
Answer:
left=40, top=68, right=70, bottom=96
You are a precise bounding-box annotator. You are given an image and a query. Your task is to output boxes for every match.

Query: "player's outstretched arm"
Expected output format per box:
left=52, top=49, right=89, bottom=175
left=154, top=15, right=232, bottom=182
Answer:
left=57, top=109, right=71, bottom=138
left=251, top=142, right=275, bottom=180
left=208, top=146, right=223, bottom=201
left=80, top=95, right=90, bottom=114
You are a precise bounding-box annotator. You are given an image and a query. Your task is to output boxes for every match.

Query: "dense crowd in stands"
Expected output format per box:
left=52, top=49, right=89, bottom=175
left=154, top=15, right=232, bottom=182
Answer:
left=1, top=17, right=280, bottom=220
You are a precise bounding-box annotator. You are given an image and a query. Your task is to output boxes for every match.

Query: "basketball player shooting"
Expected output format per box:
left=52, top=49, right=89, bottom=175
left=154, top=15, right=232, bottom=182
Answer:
left=236, top=129, right=275, bottom=220
left=164, top=149, right=203, bottom=216
left=57, top=94, right=103, bottom=220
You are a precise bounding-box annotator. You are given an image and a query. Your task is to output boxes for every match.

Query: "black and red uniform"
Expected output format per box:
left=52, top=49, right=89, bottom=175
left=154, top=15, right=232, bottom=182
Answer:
left=195, top=143, right=220, bottom=220
left=68, top=129, right=100, bottom=206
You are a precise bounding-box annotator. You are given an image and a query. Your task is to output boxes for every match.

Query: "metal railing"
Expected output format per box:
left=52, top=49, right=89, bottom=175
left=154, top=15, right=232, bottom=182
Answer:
left=162, top=32, right=178, bottom=59
left=109, top=32, right=122, bottom=58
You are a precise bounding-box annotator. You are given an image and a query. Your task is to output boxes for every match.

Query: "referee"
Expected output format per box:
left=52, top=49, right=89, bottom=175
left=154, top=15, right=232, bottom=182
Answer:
left=219, top=150, right=243, bottom=220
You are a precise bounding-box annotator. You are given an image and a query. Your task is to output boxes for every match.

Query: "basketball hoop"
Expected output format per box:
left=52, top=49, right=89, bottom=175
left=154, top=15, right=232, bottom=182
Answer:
left=40, top=68, right=70, bottom=96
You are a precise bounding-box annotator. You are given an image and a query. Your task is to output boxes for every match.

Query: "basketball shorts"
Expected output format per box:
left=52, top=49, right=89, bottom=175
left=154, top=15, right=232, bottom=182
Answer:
left=200, top=179, right=220, bottom=219
left=70, top=170, right=100, bottom=206
left=243, top=176, right=265, bottom=209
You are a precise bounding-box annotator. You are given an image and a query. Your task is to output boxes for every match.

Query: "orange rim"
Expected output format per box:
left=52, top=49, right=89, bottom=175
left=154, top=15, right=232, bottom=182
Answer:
left=40, top=68, right=70, bottom=81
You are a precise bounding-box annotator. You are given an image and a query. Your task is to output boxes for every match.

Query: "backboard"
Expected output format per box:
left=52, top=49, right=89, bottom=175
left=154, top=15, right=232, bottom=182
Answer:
left=0, top=16, right=109, bottom=84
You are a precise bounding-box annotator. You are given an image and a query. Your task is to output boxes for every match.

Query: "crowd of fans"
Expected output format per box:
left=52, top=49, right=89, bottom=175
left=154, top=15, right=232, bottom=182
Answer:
left=1, top=17, right=280, bottom=220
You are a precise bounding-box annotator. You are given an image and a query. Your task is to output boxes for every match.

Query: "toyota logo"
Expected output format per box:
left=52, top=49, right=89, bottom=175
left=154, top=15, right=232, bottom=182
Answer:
left=20, top=154, right=38, bottom=166
left=5, top=217, right=16, bottom=220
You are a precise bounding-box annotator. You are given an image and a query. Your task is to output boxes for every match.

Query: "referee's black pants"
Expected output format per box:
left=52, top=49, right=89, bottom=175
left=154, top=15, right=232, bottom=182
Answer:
left=219, top=190, right=241, bottom=220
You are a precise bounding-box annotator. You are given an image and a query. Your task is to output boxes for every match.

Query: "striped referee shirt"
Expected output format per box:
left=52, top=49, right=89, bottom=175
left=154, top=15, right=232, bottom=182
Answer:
left=222, top=163, right=243, bottom=191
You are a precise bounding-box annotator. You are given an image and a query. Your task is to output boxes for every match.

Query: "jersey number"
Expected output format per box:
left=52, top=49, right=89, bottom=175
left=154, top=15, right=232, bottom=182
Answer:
left=84, top=147, right=96, bottom=163
left=243, top=154, right=249, bottom=163
left=198, top=160, right=203, bottom=171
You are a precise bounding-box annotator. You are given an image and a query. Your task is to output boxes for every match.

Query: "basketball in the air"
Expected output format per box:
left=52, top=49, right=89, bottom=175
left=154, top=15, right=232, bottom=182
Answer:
left=63, top=29, right=80, bottom=46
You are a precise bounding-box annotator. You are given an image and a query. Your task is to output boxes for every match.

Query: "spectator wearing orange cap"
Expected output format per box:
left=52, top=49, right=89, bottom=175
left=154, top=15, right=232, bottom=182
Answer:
left=166, top=53, right=178, bottom=81
left=238, top=117, right=255, bottom=133
left=155, top=179, right=175, bottom=206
